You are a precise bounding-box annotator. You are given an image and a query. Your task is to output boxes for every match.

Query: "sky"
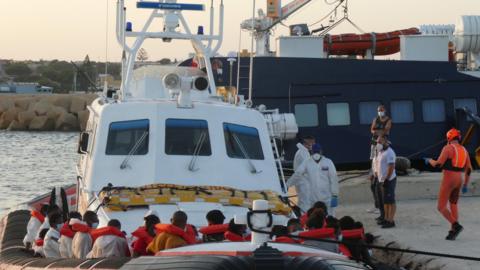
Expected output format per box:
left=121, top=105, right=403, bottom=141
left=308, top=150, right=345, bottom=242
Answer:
left=0, top=0, right=479, bottom=62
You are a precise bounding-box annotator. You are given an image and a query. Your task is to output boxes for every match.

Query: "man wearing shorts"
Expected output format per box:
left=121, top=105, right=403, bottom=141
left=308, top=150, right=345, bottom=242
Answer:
left=376, top=136, right=397, bottom=229
left=427, top=128, right=472, bottom=240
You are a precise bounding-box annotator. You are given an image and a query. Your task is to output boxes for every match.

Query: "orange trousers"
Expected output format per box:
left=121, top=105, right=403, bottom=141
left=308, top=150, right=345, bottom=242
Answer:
left=437, top=171, right=462, bottom=225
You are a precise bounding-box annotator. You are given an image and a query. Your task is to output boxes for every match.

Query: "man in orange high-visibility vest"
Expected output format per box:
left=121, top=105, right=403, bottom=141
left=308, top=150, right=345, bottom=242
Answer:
left=426, top=128, right=472, bottom=240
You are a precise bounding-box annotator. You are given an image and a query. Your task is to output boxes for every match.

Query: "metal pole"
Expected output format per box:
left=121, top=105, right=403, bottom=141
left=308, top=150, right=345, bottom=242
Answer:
left=247, top=0, right=255, bottom=104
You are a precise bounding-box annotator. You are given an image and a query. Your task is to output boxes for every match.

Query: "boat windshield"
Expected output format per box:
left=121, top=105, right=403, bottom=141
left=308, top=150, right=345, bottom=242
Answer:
left=106, top=119, right=149, bottom=155
left=223, top=123, right=264, bottom=160
left=165, top=119, right=212, bottom=156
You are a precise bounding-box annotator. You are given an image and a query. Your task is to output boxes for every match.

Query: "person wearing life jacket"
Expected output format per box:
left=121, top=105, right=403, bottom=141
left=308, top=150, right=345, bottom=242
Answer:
left=338, top=216, right=373, bottom=265
left=370, top=105, right=392, bottom=159
left=147, top=211, right=195, bottom=253
left=426, top=128, right=472, bottom=240
left=87, top=219, right=130, bottom=258
left=131, top=211, right=160, bottom=257
left=290, top=135, right=316, bottom=212
left=271, top=225, right=299, bottom=243
left=58, top=211, right=82, bottom=258
left=200, top=209, right=227, bottom=243
left=224, top=218, right=248, bottom=242
left=72, top=210, right=98, bottom=259
left=23, top=203, right=49, bottom=250
left=300, top=209, right=338, bottom=253
left=300, top=201, right=328, bottom=228
left=33, top=204, right=61, bottom=253
left=43, top=212, right=64, bottom=258
left=291, top=144, right=339, bottom=217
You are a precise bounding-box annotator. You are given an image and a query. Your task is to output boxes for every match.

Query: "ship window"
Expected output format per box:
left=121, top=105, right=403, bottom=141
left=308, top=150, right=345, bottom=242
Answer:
left=327, top=103, right=351, bottom=126
left=359, top=101, right=381, bottom=124
left=224, top=123, right=264, bottom=160
left=294, top=104, right=318, bottom=127
left=454, top=98, right=477, bottom=114
left=106, top=119, right=149, bottom=155
left=391, top=100, right=414, bottom=123
left=422, top=99, right=445, bottom=123
left=165, top=119, right=211, bottom=156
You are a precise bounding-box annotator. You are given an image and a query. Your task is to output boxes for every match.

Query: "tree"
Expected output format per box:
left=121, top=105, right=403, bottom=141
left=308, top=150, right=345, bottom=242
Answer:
left=137, top=48, right=149, bottom=62
left=4, top=62, right=32, bottom=77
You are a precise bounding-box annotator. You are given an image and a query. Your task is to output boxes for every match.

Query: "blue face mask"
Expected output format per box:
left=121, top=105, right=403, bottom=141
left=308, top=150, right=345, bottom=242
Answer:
left=91, top=222, right=99, bottom=229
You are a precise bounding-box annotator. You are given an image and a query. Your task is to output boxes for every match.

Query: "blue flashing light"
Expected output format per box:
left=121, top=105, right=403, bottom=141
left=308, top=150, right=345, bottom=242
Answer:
left=197, top=26, right=204, bottom=35
left=126, top=22, right=133, bottom=32
left=136, top=2, right=205, bottom=11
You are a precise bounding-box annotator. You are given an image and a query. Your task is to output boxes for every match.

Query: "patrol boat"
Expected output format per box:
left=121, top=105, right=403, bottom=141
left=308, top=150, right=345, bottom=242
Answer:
left=1, top=1, right=385, bottom=269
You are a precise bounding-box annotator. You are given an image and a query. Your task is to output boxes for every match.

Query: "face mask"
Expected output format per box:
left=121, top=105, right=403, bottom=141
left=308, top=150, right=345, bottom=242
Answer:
left=56, top=223, right=63, bottom=230
left=312, top=153, right=322, bottom=161
left=376, top=144, right=384, bottom=152
left=91, top=222, right=99, bottom=229
left=378, top=111, right=385, bottom=117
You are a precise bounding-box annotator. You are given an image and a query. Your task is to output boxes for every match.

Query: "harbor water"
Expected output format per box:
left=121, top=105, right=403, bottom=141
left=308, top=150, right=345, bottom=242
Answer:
left=0, top=131, right=77, bottom=216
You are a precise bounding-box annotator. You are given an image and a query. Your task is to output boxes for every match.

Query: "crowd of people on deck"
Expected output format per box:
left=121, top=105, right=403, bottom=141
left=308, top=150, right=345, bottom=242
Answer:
left=22, top=200, right=373, bottom=262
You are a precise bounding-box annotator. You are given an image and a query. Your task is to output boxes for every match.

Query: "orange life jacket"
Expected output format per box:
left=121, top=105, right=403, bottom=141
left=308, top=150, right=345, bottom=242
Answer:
left=71, top=223, right=90, bottom=233
left=298, top=228, right=336, bottom=243
left=132, top=226, right=154, bottom=244
left=60, top=222, right=75, bottom=238
left=155, top=224, right=196, bottom=245
left=90, top=226, right=125, bottom=243
left=224, top=231, right=247, bottom=242
left=339, top=228, right=365, bottom=258
left=31, top=210, right=45, bottom=224
left=199, top=224, right=229, bottom=235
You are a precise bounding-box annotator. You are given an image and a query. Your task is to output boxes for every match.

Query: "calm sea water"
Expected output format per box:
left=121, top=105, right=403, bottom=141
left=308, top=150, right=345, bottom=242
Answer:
left=0, top=131, right=78, bottom=217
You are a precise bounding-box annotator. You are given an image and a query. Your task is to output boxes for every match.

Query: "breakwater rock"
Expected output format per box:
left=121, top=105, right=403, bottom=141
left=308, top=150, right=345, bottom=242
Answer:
left=0, top=94, right=97, bottom=131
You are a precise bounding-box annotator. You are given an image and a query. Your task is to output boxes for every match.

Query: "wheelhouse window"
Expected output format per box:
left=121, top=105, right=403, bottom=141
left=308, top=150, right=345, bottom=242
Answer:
left=165, top=119, right=211, bottom=156
left=422, top=99, right=445, bottom=123
left=327, top=103, right=351, bottom=126
left=391, top=100, right=414, bottom=123
left=223, top=123, right=264, bottom=160
left=294, top=104, right=318, bottom=127
left=358, top=101, right=381, bottom=124
left=454, top=98, right=477, bottom=114
left=106, top=119, right=149, bottom=155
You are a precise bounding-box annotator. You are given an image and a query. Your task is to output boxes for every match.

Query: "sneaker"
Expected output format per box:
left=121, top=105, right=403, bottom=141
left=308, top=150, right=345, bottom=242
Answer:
left=446, top=222, right=464, bottom=240
left=381, top=221, right=396, bottom=229
left=377, top=219, right=386, bottom=225
left=375, top=216, right=384, bottom=221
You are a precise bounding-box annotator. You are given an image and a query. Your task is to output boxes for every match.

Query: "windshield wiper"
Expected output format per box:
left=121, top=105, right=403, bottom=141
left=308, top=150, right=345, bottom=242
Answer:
left=120, top=130, right=148, bottom=169
left=228, top=130, right=262, bottom=174
left=188, top=131, right=207, bottom=172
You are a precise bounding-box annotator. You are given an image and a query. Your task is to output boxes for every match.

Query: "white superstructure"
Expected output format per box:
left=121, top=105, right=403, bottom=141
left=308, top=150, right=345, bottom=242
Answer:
left=75, top=0, right=298, bottom=235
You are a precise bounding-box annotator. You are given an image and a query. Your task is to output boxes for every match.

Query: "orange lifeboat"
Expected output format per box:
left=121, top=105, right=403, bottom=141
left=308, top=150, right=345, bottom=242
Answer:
left=324, top=27, right=420, bottom=56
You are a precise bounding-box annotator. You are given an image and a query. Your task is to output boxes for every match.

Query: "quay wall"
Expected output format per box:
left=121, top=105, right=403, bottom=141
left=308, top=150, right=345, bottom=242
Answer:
left=0, top=94, right=97, bottom=131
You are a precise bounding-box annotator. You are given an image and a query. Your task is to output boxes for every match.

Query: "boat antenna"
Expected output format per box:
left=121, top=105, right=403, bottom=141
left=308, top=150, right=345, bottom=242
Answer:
left=103, top=0, right=109, bottom=94
left=247, top=0, right=255, bottom=106
left=235, top=26, right=242, bottom=105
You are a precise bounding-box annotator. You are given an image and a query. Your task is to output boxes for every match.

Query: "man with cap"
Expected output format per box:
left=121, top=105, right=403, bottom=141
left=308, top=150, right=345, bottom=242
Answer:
left=131, top=210, right=160, bottom=256
left=289, top=143, right=339, bottom=216
left=425, top=128, right=472, bottom=240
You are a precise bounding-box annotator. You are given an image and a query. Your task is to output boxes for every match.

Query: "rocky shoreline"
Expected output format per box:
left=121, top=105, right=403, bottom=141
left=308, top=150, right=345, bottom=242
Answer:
left=0, top=94, right=97, bottom=131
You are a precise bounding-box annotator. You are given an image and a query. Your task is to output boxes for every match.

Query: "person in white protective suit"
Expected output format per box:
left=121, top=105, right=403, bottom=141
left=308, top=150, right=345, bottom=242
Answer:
left=23, top=204, right=49, bottom=250
left=72, top=211, right=98, bottom=259
left=58, top=212, right=82, bottom=258
left=290, top=143, right=339, bottom=216
left=43, top=213, right=64, bottom=258
left=290, top=136, right=316, bottom=212
left=87, top=219, right=130, bottom=258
